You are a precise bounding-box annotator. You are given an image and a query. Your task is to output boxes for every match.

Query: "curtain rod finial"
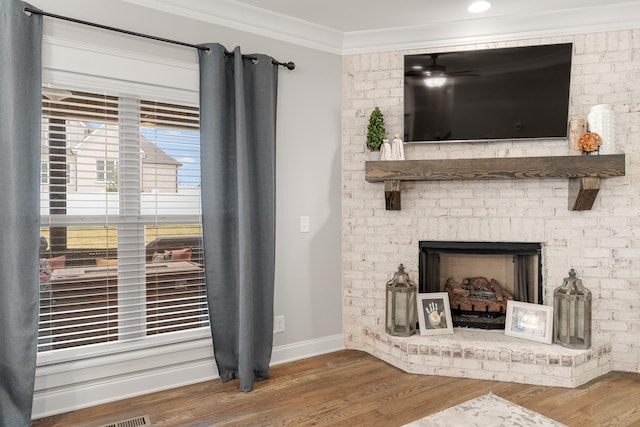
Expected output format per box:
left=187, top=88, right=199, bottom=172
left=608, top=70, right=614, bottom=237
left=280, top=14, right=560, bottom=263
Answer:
left=271, top=60, right=295, bottom=70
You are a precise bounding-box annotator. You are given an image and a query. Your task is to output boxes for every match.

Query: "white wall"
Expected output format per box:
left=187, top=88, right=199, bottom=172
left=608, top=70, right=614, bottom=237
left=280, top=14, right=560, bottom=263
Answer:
left=28, top=0, right=343, bottom=418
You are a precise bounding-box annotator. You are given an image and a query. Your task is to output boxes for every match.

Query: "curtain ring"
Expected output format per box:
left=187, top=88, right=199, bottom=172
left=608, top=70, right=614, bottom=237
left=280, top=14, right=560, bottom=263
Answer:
left=197, top=45, right=212, bottom=55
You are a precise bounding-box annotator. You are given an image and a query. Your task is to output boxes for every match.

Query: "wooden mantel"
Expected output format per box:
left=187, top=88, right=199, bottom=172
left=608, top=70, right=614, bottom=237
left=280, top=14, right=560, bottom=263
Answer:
left=365, top=154, right=625, bottom=211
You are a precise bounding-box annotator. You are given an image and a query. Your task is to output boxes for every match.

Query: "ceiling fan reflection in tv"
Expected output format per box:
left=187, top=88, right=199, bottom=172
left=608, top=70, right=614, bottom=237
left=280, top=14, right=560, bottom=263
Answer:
left=403, top=43, right=573, bottom=143
left=405, top=53, right=478, bottom=87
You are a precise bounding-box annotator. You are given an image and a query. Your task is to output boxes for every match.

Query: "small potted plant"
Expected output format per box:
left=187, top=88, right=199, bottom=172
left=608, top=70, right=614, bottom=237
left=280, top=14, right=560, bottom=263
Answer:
left=366, top=107, right=386, bottom=151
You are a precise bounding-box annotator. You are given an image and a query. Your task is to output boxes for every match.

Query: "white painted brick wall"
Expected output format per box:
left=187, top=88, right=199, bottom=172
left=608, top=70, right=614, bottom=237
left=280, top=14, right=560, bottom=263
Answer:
left=343, top=30, right=640, bottom=383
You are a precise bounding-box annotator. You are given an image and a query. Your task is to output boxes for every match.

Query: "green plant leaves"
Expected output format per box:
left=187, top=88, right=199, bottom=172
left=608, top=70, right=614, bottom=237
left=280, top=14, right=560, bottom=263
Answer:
left=366, top=107, right=385, bottom=151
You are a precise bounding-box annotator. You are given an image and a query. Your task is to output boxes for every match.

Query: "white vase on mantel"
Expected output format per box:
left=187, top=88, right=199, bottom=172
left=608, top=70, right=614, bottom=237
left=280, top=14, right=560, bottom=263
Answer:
left=380, top=138, right=392, bottom=160
left=391, top=134, right=405, bottom=160
left=587, top=104, right=616, bottom=154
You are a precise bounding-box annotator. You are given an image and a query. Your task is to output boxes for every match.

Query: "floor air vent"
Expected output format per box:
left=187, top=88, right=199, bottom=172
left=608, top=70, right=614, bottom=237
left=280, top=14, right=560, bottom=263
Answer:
left=100, top=415, right=151, bottom=427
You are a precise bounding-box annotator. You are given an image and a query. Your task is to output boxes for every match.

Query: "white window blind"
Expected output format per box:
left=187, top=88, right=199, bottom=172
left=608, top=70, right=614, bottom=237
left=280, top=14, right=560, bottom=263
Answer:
left=38, top=87, right=208, bottom=353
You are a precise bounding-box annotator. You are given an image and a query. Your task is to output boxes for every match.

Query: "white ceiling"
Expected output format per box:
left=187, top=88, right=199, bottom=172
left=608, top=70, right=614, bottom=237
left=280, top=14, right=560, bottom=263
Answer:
left=231, top=0, right=628, bottom=33
left=124, top=0, right=640, bottom=53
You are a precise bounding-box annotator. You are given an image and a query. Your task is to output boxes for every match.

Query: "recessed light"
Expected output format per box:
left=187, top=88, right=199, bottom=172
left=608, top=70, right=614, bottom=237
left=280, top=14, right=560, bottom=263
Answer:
left=468, top=1, right=492, bottom=14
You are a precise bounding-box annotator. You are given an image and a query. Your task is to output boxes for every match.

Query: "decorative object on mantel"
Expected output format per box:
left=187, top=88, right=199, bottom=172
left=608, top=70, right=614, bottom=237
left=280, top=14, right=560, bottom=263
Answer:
left=553, top=269, right=592, bottom=349
left=366, top=107, right=386, bottom=151
left=379, top=138, right=391, bottom=160
left=391, top=134, right=405, bottom=160
left=364, top=154, right=625, bottom=211
left=588, top=104, right=616, bottom=154
left=578, top=131, right=602, bottom=154
left=568, top=118, right=587, bottom=155
left=385, top=264, right=417, bottom=337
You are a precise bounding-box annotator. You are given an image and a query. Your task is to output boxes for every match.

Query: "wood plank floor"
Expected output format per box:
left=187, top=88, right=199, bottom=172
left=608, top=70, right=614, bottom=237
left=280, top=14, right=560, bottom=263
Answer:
left=33, top=350, right=640, bottom=427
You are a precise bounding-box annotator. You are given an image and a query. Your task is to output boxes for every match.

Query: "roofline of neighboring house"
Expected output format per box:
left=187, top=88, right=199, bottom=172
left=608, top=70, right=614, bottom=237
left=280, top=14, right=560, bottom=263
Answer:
left=63, top=122, right=181, bottom=166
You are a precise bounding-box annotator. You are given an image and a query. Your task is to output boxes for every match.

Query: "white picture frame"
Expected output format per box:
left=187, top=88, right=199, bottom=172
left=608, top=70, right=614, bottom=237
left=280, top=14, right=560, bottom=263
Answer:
left=505, top=300, right=554, bottom=344
left=417, top=292, right=454, bottom=336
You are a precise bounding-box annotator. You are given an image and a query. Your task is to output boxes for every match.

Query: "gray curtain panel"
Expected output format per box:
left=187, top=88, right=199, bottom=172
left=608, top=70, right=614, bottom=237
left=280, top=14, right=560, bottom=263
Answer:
left=0, top=1, right=42, bottom=425
left=199, top=44, right=278, bottom=392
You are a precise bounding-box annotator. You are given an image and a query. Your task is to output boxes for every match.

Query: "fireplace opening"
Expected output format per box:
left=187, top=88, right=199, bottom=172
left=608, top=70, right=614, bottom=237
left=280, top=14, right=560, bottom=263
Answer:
left=419, top=241, right=542, bottom=329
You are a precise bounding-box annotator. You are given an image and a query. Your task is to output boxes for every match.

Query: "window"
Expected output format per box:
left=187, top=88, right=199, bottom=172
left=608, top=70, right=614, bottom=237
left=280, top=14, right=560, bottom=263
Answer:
left=41, top=162, right=48, bottom=184
left=38, top=87, right=207, bottom=354
left=41, top=162, right=70, bottom=185
left=96, top=160, right=118, bottom=182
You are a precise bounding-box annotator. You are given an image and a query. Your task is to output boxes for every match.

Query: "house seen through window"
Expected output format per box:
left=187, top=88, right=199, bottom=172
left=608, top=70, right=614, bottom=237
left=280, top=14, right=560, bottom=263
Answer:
left=38, top=88, right=207, bottom=354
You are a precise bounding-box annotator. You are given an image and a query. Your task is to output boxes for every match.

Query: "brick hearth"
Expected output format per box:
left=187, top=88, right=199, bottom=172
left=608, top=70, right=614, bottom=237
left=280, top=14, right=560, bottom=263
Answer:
left=362, top=327, right=611, bottom=387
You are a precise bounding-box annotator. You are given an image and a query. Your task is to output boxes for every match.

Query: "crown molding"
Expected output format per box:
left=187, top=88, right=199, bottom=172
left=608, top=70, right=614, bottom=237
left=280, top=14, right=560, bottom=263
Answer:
left=122, top=0, right=640, bottom=55
left=342, top=2, right=640, bottom=54
left=122, top=0, right=344, bottom=54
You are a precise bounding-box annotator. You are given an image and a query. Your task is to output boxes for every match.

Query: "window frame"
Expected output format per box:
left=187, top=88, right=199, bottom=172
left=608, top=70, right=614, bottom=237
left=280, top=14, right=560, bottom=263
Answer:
left=37, top=83, right=208, bottom=366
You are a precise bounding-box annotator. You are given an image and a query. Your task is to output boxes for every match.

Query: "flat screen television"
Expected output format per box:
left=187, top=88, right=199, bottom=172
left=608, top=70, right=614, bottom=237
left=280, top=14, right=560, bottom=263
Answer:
left=404, top=43, right=573, bottom=143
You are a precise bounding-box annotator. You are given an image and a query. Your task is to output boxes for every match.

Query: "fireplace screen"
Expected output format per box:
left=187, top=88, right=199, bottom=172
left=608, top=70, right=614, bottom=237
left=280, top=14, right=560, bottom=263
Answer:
left=419, top=241, right=542, bottom=329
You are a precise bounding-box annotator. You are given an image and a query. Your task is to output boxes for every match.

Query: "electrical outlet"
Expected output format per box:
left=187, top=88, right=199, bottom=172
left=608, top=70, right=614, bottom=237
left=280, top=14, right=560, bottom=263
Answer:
left=273, top=315, right=285, bottom=334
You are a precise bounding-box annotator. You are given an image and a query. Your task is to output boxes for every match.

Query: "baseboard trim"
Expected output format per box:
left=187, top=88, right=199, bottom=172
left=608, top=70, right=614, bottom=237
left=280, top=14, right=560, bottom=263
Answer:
left=32, top=334, right=344, bottom=420
left=271, top=334, right=345, bottom=366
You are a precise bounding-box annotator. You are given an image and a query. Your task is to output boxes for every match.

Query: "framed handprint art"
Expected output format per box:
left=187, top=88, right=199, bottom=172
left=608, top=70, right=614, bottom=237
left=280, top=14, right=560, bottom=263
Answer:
left=417, top=292, right=454, bottom=336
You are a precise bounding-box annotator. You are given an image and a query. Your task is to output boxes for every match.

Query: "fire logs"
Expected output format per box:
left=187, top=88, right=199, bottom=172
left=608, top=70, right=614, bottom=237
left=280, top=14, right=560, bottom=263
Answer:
left=445, top=276, right=514, bottom=313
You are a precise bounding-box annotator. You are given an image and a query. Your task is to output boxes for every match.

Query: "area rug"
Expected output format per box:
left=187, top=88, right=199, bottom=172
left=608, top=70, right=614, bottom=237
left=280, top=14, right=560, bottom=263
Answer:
left=403, top=392, right=566, bottom=427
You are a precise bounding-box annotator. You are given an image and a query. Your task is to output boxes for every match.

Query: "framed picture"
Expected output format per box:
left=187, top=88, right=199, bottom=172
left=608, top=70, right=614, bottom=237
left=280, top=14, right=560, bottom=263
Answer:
left=417, top=292, right=453, bottom=336
left=505, top=301, right=554, bottom=344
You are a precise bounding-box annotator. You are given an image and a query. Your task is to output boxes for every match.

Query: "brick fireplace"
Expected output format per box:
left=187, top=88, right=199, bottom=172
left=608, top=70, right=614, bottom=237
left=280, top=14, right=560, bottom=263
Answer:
left=359, top=241, right=611, bottom=388
left=342, top=30, right=640, bottom=388
left=419, top=241, right=542, bottom=329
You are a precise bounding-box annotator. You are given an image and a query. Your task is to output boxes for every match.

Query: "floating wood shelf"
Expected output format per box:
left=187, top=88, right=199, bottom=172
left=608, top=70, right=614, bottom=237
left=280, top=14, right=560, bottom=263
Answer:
left=365, top=154, right=625, bottom=211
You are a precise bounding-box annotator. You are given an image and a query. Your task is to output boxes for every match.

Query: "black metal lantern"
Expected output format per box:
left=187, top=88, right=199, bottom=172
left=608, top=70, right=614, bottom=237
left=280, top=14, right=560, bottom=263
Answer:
left=553, top=269, right=592, bottom=349
left=385, top=264, right=417, bottom=337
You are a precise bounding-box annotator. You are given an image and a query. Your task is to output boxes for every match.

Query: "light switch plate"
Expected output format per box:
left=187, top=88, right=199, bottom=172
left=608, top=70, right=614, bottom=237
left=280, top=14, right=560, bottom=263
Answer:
left=300, top=216, right=310, bottom=233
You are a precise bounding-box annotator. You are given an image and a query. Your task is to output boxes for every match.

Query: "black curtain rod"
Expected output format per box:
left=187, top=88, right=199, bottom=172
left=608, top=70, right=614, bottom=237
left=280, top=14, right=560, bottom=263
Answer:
left=23, top=6, right=295, bottom=70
